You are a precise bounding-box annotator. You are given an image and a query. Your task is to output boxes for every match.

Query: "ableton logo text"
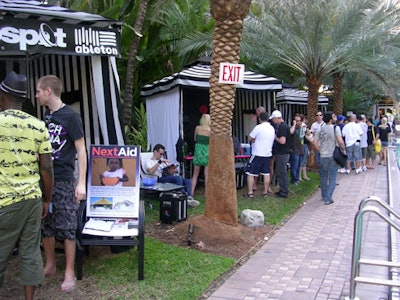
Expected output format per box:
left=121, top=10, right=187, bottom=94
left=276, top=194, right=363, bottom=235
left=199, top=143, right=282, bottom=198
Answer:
left=74, top=27, right=119, bottom=56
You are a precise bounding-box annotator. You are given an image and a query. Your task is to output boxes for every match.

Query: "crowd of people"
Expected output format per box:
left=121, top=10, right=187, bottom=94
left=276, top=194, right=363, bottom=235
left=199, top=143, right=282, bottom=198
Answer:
left=0, top=69, right=393, bottom=300
left=244, top=107, right=392, bottom=205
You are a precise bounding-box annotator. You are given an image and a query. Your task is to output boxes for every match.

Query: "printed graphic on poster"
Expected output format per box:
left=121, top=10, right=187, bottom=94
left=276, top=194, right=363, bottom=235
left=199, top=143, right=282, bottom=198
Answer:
left=86, top=145, right=140, bottom=219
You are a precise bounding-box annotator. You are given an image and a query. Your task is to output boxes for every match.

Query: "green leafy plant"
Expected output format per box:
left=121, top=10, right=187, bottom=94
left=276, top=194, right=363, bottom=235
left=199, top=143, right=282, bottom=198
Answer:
left=125, top=103, right=150, bottom=151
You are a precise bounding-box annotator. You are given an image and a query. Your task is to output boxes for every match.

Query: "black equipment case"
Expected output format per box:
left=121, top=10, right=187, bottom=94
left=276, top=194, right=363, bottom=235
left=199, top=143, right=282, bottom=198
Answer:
left=159, top=191, right=187, bottom=224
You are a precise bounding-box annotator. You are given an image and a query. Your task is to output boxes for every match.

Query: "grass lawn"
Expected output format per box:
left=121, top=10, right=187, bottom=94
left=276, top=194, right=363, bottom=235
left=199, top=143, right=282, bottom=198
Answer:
left=82, top=171, right=320, bottom=300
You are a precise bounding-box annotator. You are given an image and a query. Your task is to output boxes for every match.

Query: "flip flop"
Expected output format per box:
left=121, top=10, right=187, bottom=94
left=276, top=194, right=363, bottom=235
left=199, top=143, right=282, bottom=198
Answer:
left=61, top=277, right=77, bottom=293
left=243, top=193, right=254, bottom=198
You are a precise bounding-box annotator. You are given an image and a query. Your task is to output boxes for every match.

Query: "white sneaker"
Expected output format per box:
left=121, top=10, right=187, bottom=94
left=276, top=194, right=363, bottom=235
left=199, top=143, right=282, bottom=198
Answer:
left=355, top=168, right=362, bottom=174
left=187, top=196, right=200, bottom=207
left=346, top=169, right=351, bottom=175
left=362, top=166, right=367, bottom=172
left=338, top=168, right=346, bottom=173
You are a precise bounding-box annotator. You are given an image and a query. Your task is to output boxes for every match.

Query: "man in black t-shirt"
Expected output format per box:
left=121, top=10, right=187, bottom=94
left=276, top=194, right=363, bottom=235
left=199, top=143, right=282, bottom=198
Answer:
left=270, top=110, right=291, bottom=198
left=37, top=75, right=87, bottom=293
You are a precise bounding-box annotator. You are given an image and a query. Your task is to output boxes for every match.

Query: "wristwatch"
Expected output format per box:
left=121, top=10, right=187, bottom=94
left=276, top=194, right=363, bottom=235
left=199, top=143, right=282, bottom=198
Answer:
left=158, top=160, right=162, bottom=164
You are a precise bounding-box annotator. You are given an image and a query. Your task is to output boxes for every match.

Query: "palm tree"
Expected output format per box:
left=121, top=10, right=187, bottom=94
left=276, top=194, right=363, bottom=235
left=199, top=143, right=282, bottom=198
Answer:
left=205, top=0, right=251, bottom=225
left=122, top=0, right=148, bottom=127
left=330, top=0, right=400, bottom=115
left=243, top=0, right=400, bottom=124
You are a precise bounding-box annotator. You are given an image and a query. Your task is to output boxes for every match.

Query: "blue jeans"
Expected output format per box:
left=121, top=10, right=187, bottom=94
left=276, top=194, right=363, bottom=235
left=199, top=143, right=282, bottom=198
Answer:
left=275, top=154, right=290, bottom=196
left=315, top=150, right=321, bottom=171
left=319, top=157, right=339, bottom=204
left=159, top=175, right=192, bottom=196
left=290, top=153, right=303, bottom=183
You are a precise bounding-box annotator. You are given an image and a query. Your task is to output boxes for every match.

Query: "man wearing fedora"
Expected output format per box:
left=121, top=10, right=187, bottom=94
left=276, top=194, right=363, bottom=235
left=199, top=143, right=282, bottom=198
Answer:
left=0, top=71, right=54, bottom=300
left=36, top=75, right=87, bottom=293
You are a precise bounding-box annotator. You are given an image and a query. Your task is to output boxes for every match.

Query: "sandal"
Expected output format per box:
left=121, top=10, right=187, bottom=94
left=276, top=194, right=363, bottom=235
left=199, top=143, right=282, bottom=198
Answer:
left=243, top=193, right=254, bottom=198
left=262, top=193, right=269, bottom=198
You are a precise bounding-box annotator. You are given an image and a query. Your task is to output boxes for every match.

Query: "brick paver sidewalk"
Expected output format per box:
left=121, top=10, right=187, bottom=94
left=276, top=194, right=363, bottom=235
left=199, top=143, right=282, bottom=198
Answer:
left=207, top=157, right=391, bottom=300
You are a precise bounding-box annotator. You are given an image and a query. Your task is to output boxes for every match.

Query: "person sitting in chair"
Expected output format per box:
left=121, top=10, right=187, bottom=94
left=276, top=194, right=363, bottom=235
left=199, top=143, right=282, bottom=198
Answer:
left=142, top=144, right=199, bottom=207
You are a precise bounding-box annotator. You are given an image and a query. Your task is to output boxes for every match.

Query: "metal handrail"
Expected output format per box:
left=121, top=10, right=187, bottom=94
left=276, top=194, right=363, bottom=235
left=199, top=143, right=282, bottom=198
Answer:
left=346, top=196, right=400, bottom=300
left=358, top=196, right=400, bottom=220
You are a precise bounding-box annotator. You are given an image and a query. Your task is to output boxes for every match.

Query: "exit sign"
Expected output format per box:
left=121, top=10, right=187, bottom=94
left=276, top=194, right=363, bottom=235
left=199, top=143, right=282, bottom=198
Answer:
left=219, top=63, right=244, bottom=84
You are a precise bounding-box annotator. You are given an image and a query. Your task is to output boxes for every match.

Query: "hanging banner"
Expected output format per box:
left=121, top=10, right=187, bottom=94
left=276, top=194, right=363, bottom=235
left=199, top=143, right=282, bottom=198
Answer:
left=0, top=16, right=120, bottom=56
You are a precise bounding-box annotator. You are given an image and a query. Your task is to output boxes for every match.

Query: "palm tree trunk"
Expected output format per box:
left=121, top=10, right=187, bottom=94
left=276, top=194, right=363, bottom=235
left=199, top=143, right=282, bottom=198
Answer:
left=332, top=72, right=344, bottom=115
left=306, top=77, right=322, bottom=170
left=307, top=77, right=322, bottom=126
left=123, top=0, right=148, bottom=127
left=205, top=0, right=251, bottom=225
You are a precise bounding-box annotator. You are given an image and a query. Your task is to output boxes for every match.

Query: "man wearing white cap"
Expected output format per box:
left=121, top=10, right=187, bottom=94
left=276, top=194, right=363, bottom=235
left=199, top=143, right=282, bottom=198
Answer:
left=270, top=110, right=291, bottom=198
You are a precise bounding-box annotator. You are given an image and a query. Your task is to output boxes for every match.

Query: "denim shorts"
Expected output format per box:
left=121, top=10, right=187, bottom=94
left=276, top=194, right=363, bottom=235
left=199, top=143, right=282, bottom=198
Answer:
left=346, top=143, right=362, bottom=162
left=301, top=144, right=309, bottom=167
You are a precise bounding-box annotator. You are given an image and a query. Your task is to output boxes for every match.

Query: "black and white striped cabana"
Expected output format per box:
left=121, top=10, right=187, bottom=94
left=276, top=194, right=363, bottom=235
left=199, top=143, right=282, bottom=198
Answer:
left=276, top=88, right=329, bottom=121
left=141, top=61, right=283, bottom=161
left=0, top=0, right=124, bottom=146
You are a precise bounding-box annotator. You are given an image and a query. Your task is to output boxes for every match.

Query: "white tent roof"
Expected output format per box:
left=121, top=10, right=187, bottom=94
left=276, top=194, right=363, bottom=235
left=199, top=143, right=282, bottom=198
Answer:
left=141, top=64, right=282, bottom=97
left=0, top=0, right=120, bottom=27
left=276, top=88, right=329, bottom=105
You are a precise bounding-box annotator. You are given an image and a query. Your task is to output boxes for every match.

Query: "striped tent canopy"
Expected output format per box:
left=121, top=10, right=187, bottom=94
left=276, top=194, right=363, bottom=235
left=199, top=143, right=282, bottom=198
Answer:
left=141, top=60, right=283, bottom=161
left=276, top=88, right=329, bottom=121
left=276, top=88, right=329, bottom=105
left=0, top=0, right=124, bottom=146
left=141, top=63, right=282, bottom=97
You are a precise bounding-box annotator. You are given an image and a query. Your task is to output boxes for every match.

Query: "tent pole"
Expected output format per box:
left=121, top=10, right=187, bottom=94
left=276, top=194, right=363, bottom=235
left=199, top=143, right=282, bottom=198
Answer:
left=180, top=87, right=184, bottom=139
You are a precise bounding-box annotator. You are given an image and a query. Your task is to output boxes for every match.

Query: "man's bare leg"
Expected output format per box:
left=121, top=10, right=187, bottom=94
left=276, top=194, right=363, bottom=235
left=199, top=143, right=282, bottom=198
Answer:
left=263, top=174, right=271, bottom=196
left=60, top=239, right=77, bottom=292
left=42, top=236, right=56, bottom=276
left=24, top=285, right=35, bottom=300
left=247, top=175, right=255, bottom=196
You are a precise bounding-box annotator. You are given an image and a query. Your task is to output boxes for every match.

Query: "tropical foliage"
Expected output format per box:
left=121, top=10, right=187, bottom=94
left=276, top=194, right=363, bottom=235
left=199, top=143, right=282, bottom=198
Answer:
left=242, top=0, right=400, bottom=122
left=56, top=0, right=400, bottom=123
left=50, top=0, right=400, bottom=223
left=124, top=103, right=149, bottom=151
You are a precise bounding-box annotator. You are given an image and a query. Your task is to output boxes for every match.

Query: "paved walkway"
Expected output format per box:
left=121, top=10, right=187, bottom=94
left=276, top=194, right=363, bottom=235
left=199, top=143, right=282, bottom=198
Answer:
left=207, top=149, right=397, bottom=300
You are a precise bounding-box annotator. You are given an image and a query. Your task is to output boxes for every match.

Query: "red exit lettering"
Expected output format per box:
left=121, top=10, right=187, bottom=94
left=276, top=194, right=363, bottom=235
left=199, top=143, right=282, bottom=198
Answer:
left=219, top=63, right=244, bottom=84
left=222, top=65, right=241, bottom=82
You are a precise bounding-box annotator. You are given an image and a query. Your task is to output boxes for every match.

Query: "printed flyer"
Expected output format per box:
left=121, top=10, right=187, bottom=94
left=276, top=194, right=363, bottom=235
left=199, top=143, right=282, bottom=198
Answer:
left=86, top=145, right=140, bottom=219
